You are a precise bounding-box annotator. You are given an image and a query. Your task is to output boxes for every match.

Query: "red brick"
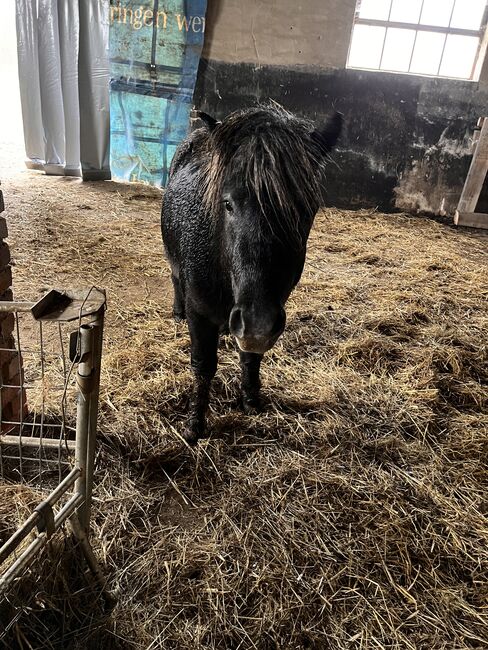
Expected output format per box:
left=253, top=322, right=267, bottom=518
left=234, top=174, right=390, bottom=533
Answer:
left=8, top=353, right=22, bottom=379
left=0, top=244, right=10, bottom=267
left=0, top=334, right=15, bottom=350
left=1, top=352, right=22, bottom=383
left=1, top=349, right=17, bottom=376
left=2, top=383, right=22, bottom=408
left=4, top=371, right=21, bottom=386
left=0, top=266, right=12, bottom=293
left=0, top=217, right=7, bottom=239
left=1, top=313, right=14, bottom=338
left=8, top=392, right=28, bottom=421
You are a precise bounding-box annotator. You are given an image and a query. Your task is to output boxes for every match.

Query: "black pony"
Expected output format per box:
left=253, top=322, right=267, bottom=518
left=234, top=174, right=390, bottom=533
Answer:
left=162, top=103, right=342, bottom=443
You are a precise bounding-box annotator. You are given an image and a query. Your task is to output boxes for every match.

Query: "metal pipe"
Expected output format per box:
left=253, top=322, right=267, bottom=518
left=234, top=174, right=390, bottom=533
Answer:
left=0, top=455, right=71, bottom=466
left=1, top=421, right=75, bottom=430
left=83, top=309, right=104, bottom=533
left=0, top=511, right=39, bottom=567
left=0, top=435, right=76, bottom=450
left=0, top=493, right=84, bottom=593
left=0, top=467, right=81, bottom=565
left=69, top=514, right=116, bottom=608
left=74, top=324, right=94, bottom=530
left=38, top=466, right=81, bottom=507
left=0, top=302, right=35, bottom=313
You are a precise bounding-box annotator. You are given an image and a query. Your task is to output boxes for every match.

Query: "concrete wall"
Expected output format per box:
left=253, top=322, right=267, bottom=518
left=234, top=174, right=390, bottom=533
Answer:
left=195, top=0, right=488, bottom=215
left=203, top=0, right=356, bottom=69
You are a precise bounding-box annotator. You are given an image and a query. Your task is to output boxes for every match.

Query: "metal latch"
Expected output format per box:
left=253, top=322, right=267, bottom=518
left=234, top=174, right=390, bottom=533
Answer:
left=69, top=329, right=91, bottom=364
left=35, top=502, right=55, bottom=538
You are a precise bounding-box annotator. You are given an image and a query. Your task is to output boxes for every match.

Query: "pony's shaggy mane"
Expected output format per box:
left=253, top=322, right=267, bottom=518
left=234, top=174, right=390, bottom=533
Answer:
left=201, top=104, right=330, bottom=243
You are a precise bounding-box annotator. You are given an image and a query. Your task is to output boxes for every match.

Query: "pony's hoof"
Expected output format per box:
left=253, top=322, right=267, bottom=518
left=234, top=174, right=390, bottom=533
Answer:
left=181, top=427, right=199, bottom=445
left=242, top=395, right=262, bottom=415
left=173, top=311, right=186, bottom=323
left=182, top=417, right=204, bottom=445
left=181, top=428, right=199, bottom=447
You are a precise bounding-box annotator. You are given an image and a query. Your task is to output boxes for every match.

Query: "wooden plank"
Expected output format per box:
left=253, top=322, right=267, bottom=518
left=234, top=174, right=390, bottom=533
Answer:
left=457, top=117, right=488, bottom=214
left=471, top=119, right=485, bottom=151
left=454, top=211, right=488, bottom=230
left=472, top=130, right=481, bottom=151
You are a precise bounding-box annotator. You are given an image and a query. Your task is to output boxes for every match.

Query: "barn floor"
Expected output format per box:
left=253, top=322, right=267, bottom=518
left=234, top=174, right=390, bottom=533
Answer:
left=1, top=167, right=487, bottom=649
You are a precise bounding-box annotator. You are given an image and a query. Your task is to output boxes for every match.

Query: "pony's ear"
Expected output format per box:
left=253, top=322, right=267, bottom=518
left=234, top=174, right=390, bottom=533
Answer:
left=197, top=111, right=220, bottom=132
left=311, top=111, right=343, bottom=154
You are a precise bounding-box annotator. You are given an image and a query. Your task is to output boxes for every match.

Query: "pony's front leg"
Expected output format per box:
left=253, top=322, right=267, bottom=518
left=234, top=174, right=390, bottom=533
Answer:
left=184, top=309, right=219, bottom=444
left=239, top=351, right=263, bottom=413
left=171, top=274, right=186, bottom=322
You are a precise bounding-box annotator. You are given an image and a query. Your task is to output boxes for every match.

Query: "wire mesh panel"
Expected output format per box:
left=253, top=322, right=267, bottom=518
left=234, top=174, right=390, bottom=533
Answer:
left=0, top=288, right=108, bottom=639
left=0, top=312, right=76, bottom=485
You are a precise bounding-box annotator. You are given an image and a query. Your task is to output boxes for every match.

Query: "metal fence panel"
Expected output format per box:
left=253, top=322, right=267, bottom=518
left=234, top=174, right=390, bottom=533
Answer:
left=0, top=287, right=111, bottom=639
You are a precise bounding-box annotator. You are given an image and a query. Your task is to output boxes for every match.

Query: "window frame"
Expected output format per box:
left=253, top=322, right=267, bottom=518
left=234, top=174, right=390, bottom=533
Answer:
left=347, top=0, right=488, bottom=81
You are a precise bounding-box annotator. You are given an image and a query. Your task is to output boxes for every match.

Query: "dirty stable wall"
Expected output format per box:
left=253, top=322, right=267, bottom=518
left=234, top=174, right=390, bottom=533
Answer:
left=194, top=0, right=488, bottom=214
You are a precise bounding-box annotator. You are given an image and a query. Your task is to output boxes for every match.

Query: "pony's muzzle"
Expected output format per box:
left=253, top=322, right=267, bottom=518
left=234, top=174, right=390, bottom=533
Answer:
left=229, top=304, right=286, bottom=354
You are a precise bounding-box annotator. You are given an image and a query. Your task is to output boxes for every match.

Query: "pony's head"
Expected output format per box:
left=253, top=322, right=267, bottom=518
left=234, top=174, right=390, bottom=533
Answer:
left=201, top=104, right=342, bottom=354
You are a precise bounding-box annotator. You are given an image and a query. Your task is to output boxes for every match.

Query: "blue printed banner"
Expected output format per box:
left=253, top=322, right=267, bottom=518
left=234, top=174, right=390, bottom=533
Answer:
left=109, top=0, right=207, bottom=186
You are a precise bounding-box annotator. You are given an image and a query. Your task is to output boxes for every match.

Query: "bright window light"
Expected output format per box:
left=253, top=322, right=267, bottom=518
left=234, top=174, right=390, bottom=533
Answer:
left=381, top=28, right=416, bottom=71
left=409, top=31, right=446, bottom=75
left=358, top=0, right=392, bottom=21
left=348, top=0, right=487, bottom=80
left=439, top=34, right=480, bottom=77
left=389, top=0, right=423, bottom=24
left=348, top=24, right=386, bottom=69
left=420, top=0, right=455, bottom=28
left=450, top=0, right=486, bottom=30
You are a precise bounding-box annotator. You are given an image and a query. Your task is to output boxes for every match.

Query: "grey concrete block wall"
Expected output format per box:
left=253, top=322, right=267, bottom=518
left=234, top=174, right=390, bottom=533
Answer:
left=203, top=0, right=356, bottom=70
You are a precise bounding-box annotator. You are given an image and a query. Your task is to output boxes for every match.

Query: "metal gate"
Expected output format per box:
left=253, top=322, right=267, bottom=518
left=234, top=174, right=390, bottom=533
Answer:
left=0, top=287, right=110, bottom=639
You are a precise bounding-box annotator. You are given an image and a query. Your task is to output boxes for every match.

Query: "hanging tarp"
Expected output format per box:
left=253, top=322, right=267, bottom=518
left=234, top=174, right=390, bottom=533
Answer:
left=15, top=0, right=110, bottom=179
left=109, top=0, right=207, bottom=187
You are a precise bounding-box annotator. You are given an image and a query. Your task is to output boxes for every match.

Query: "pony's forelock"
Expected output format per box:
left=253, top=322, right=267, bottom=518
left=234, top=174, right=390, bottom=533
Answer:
left=200, top=104, right=329, bottom=244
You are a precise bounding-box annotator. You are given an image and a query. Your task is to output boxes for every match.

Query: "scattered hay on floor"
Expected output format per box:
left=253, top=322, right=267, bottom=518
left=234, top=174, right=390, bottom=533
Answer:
left=0, top=174, right=487, bottom=648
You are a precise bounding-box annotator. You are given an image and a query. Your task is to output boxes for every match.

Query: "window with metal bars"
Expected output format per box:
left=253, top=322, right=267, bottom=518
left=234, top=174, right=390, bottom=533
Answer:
left=347, top=0, right=488, bottom=80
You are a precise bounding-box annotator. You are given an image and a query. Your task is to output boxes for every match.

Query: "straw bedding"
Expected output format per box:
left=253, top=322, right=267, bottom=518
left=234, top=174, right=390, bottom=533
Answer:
left=0, top=174, right=487, bottom=649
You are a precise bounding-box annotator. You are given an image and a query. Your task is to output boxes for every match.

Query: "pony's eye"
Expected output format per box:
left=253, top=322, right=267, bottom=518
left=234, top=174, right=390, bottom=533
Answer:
left=224, top=200, right=233, bottom=213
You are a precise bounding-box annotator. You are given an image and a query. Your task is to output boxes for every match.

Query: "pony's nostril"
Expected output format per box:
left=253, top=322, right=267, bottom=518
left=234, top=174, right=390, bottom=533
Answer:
left=229, top=307, right=245, bottom=338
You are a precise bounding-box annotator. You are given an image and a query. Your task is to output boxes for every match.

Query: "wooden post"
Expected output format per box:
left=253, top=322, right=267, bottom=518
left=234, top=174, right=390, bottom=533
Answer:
left=455, top=117, right=488, bottom=229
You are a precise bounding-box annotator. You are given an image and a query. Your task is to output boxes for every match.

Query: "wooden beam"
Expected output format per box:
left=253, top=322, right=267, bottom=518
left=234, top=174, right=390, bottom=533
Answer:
left=457, top=117, right=488, bottom=214
left=454, top=211, right=488, bottom=230
left=471, top=118, right=484, bottom=151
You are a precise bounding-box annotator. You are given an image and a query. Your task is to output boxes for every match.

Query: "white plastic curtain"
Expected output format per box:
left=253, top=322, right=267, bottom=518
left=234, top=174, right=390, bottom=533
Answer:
left=16, top=0, right=111, bottom=180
